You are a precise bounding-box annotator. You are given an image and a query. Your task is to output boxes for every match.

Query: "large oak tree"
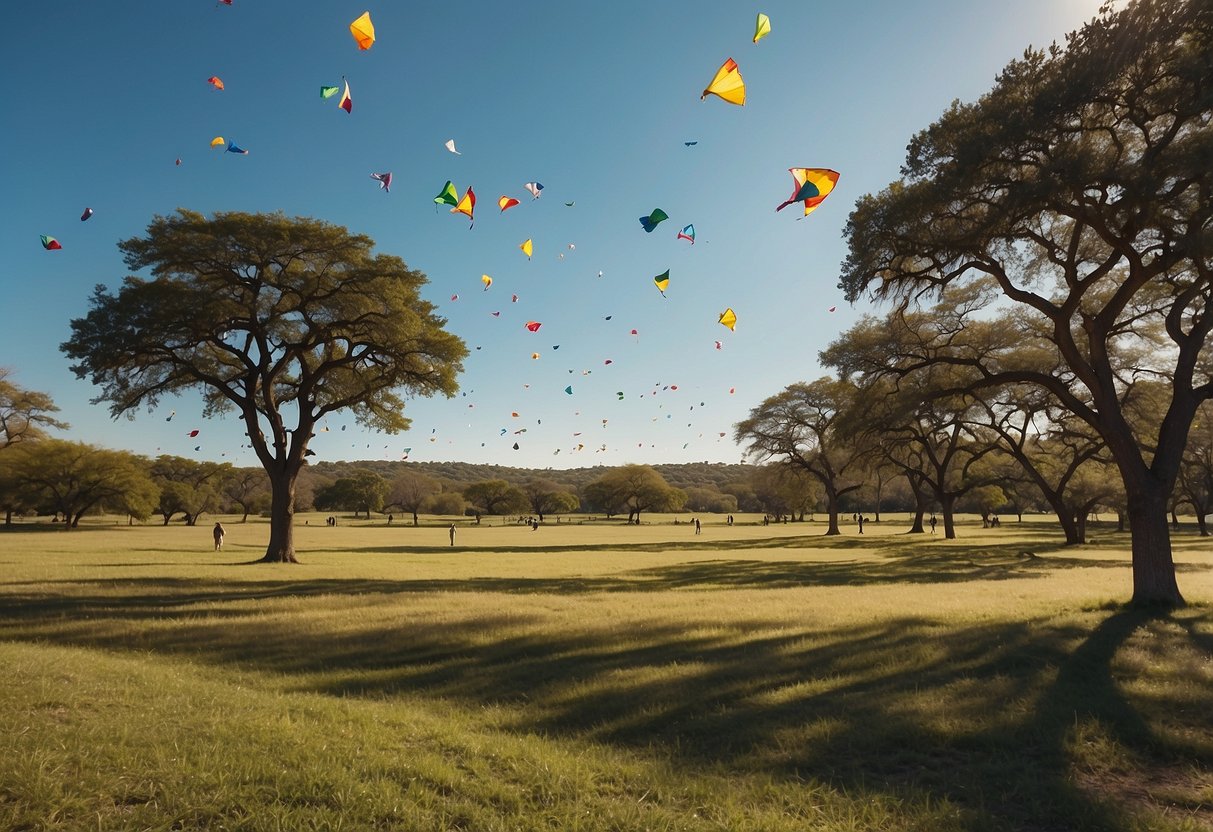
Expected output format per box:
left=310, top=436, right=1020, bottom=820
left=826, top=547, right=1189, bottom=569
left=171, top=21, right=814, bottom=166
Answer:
left=62, top=211, right=466, bottom=562
left=838, top=0, right=1213, bottom=604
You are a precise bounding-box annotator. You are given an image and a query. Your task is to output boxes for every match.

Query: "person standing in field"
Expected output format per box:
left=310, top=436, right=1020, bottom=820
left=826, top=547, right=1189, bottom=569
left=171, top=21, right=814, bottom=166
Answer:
left=449, top=523, right=456, bottom=546
left=213, top=522, right=225, bottom=551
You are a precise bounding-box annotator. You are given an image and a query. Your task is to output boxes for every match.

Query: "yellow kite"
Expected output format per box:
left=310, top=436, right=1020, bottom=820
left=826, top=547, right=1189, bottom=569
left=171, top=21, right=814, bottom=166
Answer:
left=776, top=168, right=841, bottom=217
left=481, top=274, right=493, bottom=291
left=520, top=239, right=533, bottom=259
left=753, top=13, right=771, bottom=44
left=451, top=186, right=475, bottom=225
left=210, top=136, right=225, bottom=148
left=718, top=308, right=737, bottom=331
left=350, top=12, right=375, bottom=50
left=702, top=58, right=745, bottom=106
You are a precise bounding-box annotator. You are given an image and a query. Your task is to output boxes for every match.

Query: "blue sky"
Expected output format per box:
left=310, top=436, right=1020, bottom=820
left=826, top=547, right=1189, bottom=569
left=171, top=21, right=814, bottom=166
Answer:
left=1, top=0, right=1103, bottom=469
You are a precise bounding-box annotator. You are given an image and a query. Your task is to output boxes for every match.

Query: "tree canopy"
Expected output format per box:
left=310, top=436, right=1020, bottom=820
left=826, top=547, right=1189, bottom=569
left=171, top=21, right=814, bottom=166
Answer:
left=836, top=0, right=1212, bottom=605
left=61, top=210, right=466, bottom=561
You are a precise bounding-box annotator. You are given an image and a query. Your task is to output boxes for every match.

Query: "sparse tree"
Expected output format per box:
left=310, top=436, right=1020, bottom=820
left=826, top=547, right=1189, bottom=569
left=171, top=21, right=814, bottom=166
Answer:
left=220, top=467, right=271, bottom=522
left=521, top=478, right=581, bottom=521
left=387, top=470, right=441, bottom=526
left=462, top=480, right=528, bottom=517
left=62, top=211, right=465, bottom=562
left=9, top=440, right=158, bottom=528
left=585, top=465, right=685, bottom=524
left=315, top=469, right=389, bottom=519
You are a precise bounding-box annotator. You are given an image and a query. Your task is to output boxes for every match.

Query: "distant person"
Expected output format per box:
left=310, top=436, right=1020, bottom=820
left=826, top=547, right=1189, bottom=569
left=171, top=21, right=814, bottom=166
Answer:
left=930, top=515, right=937, bottom=534
left=212, top=522, right=225, bottom=551
left=531, top=518, right=539, bottom=531
left=387, top=514, right=393, bottom=525
left=694, top=518, right=702, bottom=535
left=858, top=515, right=865, bottom=534
left=449, top=523, right=456, bottom=546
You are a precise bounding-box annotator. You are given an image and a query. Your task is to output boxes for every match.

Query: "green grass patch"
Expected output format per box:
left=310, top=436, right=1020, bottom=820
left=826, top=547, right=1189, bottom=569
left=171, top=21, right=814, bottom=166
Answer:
left=1, top=515, right=1210, bottom=830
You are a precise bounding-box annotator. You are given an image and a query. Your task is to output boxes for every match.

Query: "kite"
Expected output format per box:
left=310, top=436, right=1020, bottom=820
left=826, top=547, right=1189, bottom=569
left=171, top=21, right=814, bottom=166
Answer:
left=677, top=224, right=695, bottom=244
left=630, top=329, right=639, bottom=336
left=80, top=208, right=93, bottom=221
left=525, top=321, right=542, bottom=332
left=40, top=235, right=61, bottom=250
left=753, top=13, right=771, bottom=44
left=829, top=305, right=837, bottom=312
left=564, top=386, right=573, bottom=395
left=498, top=196, right=519, bottom=212
left=210, top=136, right=225, bottom=148
left=552, top=345, right=560, bottom=349
left=350, top=11, right=375, bottom=50
left=531, top=353, right=540, bottom=360
left=718, top=308, right=737, bottom=331
left=511, top=293, right=519, bottom=303
left=338, top=79, right=352, bottom=113
left=370, top=172, right=392, bottom=193
left=320, top=85, right=339, bottom=98
left=226, top=141, right=248, bottom=154
left=175, top=158, right=182, bottom=166
left=520, top=239, right=533, bottom=259
left=701, top=58, right=745, bottom=106
left=714, top=340, right=723, bottom=350
left=565, top=201, right=575, bottom=207
left=491, top=311, right=500, bottom=317
left=451, top=186, right=475, bottom=226
left=684, top=141, right=699, bottom=146
left=513, top=443, right=520, bottom=450
left=654, top=270, right=670, bottom=297
left=207, top=76, right=224, bottom=91
left=450, top=294, right=459, bottom=301
left=166, top=410, right=175, bottom=422
left=639, top=208, right=669, bottom=233
left=188, top=429, right=200, bottom=438
left=524, top=182, right=544, bottom=199
left=776, top=168, right=840, bottom=216
left=444, top=139, right=461, bottom=155
left=481, top=274, right=493, bottom=291
left=434, top=180, right=459, bottom=207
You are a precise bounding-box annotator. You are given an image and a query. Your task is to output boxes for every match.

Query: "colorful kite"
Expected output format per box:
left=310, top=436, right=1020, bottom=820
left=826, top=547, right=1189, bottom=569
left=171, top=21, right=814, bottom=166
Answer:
left=524, top=182, right=544, bottom=199
left=80, top=208, right=93, bottom=221
left=718, top=308, right=737, bottom=331
left=654, top=270, right=670, bottom=297
left=451, top=186, right=475, bottom=226
left=481, top=274, right=493, bottom=291
left=226, top=141, right=248, bottom=155
left=320, top=85, right=339, bottom=99
left=444, top=139, right=461, bottom=155
left=775, top=168, right=840, bottom=216
left=338, top=79, right=352, bottom=113
left=677, top=224, right=695, bottom=244
left=210, top=136, right=225, bottom=148
left=524, top=321, right=542, bottom=332
left=350, top=11, right=375, bottom=50
left=40, top=235, right=61, bottom=250
left=498, top=196, right=519, bottom=212
left=702, top=58, right=745, bottom=106
left=207, top=76, right=224, bottom=91
left=520, top=238, right=533, bottom=259
left=753, top=13, right=771, bottom=44
left=639, top=208, right=669, bottom=233
left=370, top=172, right=392, bottom=193
left=434, top=180, right=459, bottom=207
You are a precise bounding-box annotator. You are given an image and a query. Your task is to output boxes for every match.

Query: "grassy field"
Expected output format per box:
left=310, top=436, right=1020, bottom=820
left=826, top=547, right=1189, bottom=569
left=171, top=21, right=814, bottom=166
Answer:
left=1, top=513, right=1210, bottom=831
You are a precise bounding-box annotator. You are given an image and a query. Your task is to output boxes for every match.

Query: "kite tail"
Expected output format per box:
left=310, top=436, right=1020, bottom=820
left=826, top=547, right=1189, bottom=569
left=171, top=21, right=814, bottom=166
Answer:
left=775, top=199, right=794, bottom=212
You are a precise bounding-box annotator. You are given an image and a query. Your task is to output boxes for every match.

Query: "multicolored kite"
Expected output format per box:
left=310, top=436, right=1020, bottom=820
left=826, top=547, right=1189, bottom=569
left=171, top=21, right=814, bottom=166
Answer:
left=207, top=76, right=224, bottom=90
left=524, top=182, right=544, bottom=199
left=320, top=85, right=339, bottom=99
left=677, top=224, right=695, bottom=244
left=753, top=13, right=771, bottom=44
left=434, top=181, right=459, bottom=207
left=338, top=79, right=352, bottom=113
left=481, top=274, right=493, bottom=291
left=702, top=58, right=745, bottom=106
left=451, top=186, right=475, bottom=225
left=654, top=270, right=670, bottom=297
left=40, top=235, right=61, bottom=250
left=444, top=139, right=461, bottom=155
left=718, top=308, right=737, bottom=331
left=370, top=172, right=392, bottom=193
left=350, top=11, right=375, bottom=50
left=520, top=239, right=533, bottom=259
left=639, top=208, right=669, bottom=233
left=498, top=196, right=519, bottom=212
left=775, top=168, right=840, bottom=217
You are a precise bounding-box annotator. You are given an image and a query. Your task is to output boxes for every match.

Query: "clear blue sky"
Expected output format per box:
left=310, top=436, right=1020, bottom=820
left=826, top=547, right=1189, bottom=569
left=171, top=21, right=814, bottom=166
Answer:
left=1, top=0, right=1103, bottom=470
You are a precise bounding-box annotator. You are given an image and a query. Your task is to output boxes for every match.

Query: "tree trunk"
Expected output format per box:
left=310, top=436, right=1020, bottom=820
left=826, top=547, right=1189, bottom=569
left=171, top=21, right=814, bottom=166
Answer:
left=4, top=508, right=11, bottom=527
left=412, top=510, right=419, bottom=526
left=1196, top=512, right=1208, bottom=537
left=262, top=469, right=299, bottom=563
left=941, top=494, right=957, bottom=539
left=1125, top=486, right=1183, bottom=606
left=1075, top=512, right=1088, bottom=545
left=824, top=487, right=841, bottom=535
